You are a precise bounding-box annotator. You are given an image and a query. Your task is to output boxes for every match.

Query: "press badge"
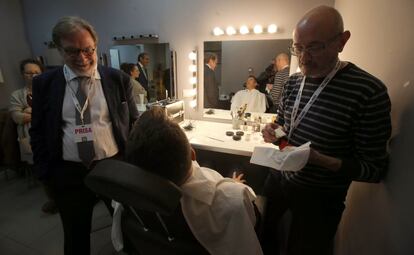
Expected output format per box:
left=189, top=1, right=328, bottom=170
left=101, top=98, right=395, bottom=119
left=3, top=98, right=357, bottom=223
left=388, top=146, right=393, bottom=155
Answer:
left=74, top=124, right=94, bottom=143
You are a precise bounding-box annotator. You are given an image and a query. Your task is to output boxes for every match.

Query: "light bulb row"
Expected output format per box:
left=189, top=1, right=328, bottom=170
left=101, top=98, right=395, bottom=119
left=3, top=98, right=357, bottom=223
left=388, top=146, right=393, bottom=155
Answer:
left=213, top=24, right=278, bottom=36
left=185, top=50, right=198, bottom=108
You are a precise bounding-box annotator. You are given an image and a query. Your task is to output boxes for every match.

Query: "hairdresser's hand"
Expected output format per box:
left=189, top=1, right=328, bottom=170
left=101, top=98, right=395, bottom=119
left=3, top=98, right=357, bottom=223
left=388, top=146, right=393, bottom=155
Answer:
left=262, top=123, right=279, bottom=143
left=232, top=171, right=246, bottom=183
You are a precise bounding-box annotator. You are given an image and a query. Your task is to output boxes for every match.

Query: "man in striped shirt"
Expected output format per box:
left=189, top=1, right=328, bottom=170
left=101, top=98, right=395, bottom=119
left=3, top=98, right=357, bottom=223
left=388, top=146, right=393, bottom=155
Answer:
left=260, top=5, right=391, bottom=255
left=268, top=53, right=290, bottom=113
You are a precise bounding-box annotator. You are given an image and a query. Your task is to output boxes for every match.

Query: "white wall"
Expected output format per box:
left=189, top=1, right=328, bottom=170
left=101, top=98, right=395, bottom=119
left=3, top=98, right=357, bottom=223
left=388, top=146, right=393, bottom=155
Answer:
left=334, top=0, right=414, bottom=254
left=0, top=0, right=32, bottom=109
left=21, top=0, right=333, bottom=117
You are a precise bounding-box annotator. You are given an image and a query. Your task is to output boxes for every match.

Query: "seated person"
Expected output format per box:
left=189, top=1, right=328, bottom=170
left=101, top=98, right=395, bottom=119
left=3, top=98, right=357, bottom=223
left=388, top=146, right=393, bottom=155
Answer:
left=120, top=62, right=148, bottom=105
left=113, top=107, right=263, bottom=255
left=231, top=75, right=266, bottom=113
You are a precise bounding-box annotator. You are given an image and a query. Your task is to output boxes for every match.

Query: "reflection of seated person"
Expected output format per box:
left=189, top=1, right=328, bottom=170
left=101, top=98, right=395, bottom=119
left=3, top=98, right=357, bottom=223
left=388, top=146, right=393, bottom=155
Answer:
left=231, top=76, right=266, bottom=113
left=116, top=107, right=263, bottom=255
left=120, top=63, right=148, bottom=105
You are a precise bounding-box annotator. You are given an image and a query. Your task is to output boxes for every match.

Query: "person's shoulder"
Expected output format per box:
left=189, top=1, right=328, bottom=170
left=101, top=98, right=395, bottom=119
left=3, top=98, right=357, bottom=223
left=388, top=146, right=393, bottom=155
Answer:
left=10, top=88, right=25, bottom=97
left=32, top=67, right=63, bottom=86
left=340, top=62, right=388, bottom=94
left=99, top=66, right=130, bottom=82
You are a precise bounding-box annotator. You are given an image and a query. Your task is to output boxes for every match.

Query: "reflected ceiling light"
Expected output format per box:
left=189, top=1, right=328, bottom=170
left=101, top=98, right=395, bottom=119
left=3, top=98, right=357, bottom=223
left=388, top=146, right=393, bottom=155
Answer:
left=188, top=51, right=197, bottom=60
left=189, top=64, right=197, bottom=72
left=226, top=26, right=236, bottom=35
left=213, top=27, right=224, bottom=36
left=239, top=25, right=249, bottom=35
left=253, top=25, right=263, bottom=34
left=267, top=24, right=278, bottom=33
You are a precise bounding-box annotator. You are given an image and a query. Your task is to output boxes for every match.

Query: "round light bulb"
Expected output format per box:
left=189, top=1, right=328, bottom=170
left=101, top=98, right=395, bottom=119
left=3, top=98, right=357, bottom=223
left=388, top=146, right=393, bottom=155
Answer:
left=213, top=27, right=224, bottom=36
left=267, top=24, right=278, bottom=33
left=189, top=65, right=197, bottom=72
left=226, top=26, right=236, bottom=36
left=253, top=25, right=263, bottom=34
left=239, top=25, right=249, bottom=35
left=190, top=99, right=197, bottom=108
left=189, top=77, right=197, bottom=85
left=188, top=51, right=197, bottom=60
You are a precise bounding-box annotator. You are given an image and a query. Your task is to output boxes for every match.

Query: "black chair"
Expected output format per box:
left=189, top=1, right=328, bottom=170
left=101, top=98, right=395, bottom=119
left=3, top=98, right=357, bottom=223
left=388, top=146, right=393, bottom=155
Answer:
left=85, top=159, right=209, bottom=255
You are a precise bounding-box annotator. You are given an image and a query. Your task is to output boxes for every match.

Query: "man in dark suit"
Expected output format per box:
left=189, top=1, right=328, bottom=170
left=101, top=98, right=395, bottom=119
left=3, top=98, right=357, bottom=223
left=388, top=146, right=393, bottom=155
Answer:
left=29, top=16, right=139, bottom=255
left=137, top=52, right=150, bottom=100
left=204, top=52, right=219, bottom=109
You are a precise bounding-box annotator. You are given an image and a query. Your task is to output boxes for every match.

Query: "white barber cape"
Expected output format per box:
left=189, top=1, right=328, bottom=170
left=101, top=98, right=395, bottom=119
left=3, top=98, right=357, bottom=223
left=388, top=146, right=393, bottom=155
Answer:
left=231, top=89, right=266, bottom=113
left=111, top=161, right=263, bottom=255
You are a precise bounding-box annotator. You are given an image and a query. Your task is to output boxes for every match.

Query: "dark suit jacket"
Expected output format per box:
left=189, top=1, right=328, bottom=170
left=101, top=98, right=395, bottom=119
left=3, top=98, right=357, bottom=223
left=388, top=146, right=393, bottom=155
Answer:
left=204, top=64, right=219, bottom=109
left=136, top=63, right=149, bottom=92
left=29, top=65, right=139, bottom=181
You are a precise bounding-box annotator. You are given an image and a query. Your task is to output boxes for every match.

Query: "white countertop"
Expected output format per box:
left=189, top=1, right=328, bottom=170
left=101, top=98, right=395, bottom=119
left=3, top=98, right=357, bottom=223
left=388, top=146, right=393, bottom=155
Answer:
left=181, top=120, right=278, bottom=157
left=203, top=109, right=277, bottom=123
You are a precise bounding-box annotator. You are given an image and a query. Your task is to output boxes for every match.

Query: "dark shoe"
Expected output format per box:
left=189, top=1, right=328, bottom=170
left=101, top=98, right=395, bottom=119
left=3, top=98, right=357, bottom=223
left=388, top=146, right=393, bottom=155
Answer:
left=41, top=201, right=58, bottom=214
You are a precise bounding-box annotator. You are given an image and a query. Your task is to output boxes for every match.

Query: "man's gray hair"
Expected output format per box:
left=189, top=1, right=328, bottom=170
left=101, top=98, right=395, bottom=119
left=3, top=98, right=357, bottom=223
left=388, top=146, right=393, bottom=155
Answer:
left=52, top=16, right=98, bottom=48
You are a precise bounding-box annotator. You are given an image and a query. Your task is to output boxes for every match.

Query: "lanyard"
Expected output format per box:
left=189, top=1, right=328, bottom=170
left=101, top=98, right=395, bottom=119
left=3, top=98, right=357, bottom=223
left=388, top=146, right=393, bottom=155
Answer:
left=288, top=60, right=341, bottom=140
left=63, top=67, right=95, bottom=125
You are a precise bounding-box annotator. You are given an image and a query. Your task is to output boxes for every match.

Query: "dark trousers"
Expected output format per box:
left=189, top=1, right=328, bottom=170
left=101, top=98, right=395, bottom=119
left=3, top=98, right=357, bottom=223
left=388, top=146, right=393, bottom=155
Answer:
left=50, top=161, right=112, bottom=255
left=261, top=172, right=347, bottom=255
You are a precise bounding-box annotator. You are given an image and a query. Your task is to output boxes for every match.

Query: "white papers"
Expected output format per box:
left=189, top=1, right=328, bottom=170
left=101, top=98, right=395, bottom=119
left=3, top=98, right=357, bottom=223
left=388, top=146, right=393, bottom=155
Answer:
left=250, top=142, right=311, bottom=171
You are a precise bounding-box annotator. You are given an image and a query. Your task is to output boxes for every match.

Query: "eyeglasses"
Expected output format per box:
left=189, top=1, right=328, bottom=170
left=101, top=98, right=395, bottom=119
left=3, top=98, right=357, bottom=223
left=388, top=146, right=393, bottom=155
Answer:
left=23, top=72, right=41, bottom=76
left=289, top=33, right=342, bottom=57
left=61, top=46, right=96, bottom=57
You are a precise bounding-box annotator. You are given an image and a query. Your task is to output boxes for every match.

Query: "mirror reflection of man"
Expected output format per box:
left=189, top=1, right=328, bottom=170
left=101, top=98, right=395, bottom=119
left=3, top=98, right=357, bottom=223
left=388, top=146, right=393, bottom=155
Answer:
left=204, top=52, right=219, bottom=109
left=137, top=52, right=150, bottom=100
left=231, top=76, right=266, bottom=113
left=267, top=53, right=290, bottom=113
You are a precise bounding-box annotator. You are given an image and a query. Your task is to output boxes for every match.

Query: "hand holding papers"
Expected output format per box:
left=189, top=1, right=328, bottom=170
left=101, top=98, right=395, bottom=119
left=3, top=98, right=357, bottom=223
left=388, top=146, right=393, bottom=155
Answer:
left=250, top=142, right=311, bottom=171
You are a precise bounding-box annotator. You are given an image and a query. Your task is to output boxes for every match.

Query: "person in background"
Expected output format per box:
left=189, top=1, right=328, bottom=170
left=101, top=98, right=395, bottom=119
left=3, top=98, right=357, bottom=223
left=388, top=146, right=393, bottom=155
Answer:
left=137, top=52, right=150, bottom=99
left=261, top=5, right=391, bottom=255
left=204, top=52, right=220, bottom=109
left=30, top=16, right=139, bottom=254
left=120, top=62, right=148, bottom=105
left=117, top=107, right=263, bottom=255
left=231, top=75, right=266, bottom=113
left=9, top=58, right=58, bottom=214
left=267, top=53, right=290, bottom=113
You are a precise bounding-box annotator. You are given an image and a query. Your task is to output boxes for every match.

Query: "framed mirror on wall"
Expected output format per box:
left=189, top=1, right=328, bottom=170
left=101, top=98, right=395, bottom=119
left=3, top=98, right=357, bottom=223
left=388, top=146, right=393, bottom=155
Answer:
left=203, top=39, right=292, bottom=116
left=109, top=42, right=176, bottom=102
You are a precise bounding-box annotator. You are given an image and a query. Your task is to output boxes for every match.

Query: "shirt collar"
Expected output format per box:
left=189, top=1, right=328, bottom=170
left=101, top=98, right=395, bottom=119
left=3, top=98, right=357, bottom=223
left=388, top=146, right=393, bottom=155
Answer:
left=206, top=64, right=214, bottom=70
left=63, top=64, right=101, bottom=82
left=180, top=161, right=223, bottom=205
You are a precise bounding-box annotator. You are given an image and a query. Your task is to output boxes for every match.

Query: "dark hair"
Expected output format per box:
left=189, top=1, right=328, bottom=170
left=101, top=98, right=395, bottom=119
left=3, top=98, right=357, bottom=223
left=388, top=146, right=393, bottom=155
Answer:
left=204, top=52, right=218, bottom=64
left=19, top=58, right=44, bottom=73
left=138, top=52, right=149, bottom=62
left=125, top=107, right=192, bottom=185
left=247, top=75, right=257, bottom=83
left=52, top=16, right=98, bottom=48
left=120, top=63, right=136, bottom=76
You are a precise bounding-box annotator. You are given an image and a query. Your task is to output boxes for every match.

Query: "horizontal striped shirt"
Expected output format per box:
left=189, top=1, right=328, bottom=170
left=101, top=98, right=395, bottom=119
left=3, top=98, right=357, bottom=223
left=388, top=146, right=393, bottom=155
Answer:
left=277, top=62, right=391, bottom=191
left=270, top=66, right=290, bottom=106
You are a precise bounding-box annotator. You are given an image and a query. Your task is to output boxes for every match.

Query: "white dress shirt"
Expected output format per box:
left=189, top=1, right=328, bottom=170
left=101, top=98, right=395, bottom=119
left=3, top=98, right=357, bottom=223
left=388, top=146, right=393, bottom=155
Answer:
left=61, top=65, right=119, bottom=162
left=111, top=161, right=263, bottom=255
left=231, top=89, right=266, bottom=113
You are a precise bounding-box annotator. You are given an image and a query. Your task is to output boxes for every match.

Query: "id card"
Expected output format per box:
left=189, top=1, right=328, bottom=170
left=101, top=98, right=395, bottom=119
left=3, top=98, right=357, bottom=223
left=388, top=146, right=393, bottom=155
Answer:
left=74, top=124, right=94, bottom=143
